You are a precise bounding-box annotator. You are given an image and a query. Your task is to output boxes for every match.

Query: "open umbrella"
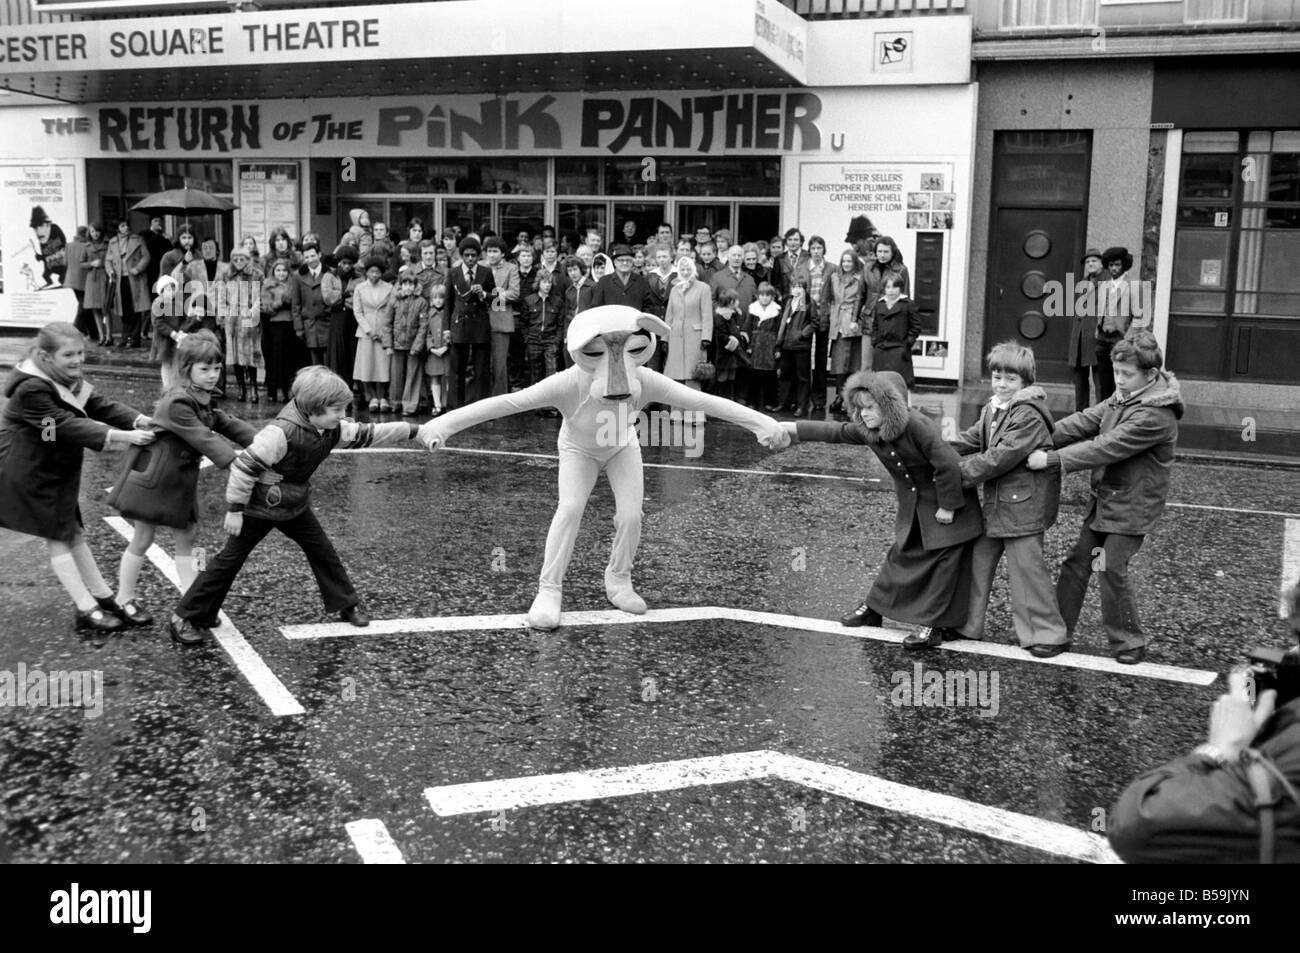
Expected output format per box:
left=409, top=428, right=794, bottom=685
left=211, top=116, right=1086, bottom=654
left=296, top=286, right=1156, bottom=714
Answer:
left=130, top=188, right=237, bottom=227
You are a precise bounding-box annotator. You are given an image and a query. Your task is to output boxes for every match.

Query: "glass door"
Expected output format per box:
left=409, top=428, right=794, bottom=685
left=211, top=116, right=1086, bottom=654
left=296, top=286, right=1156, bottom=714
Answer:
left=677, top=203, right=730, bottom=242
left=444, top=200, right=492, bottom=239
left=556, top=202, right=608, bottom=253
left=387, top=201, right=436, bottom=244
left=612, top=203, right=666, bottom=247
left=498, top=201, right=546, bottom=246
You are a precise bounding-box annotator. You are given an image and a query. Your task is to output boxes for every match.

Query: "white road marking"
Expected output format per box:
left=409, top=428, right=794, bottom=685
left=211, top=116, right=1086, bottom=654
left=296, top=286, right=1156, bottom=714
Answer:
left=423, top=749, right=1119, bottom=864
left=1283, top=519, right=1300, bottom=614
left=345, top=818, right=406, bottom=864
left=279, top=606, right=1217, bottom=686
left=1166, top=502, right=1300, bottom=519
left=104, top=516, right=306, bottom=718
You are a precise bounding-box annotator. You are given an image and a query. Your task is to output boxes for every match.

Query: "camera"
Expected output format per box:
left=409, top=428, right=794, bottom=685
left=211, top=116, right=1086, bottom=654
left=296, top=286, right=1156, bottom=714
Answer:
left=1245, top=644, right=1300, bottom=707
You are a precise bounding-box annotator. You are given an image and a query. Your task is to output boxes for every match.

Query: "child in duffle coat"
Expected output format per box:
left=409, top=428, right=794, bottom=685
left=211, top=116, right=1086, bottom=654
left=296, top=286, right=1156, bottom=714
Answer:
left=866, top=275, right=922, bottom=388
left=775, top=278, right=816, bottom=416
left=1027, top=330, right=1183, bottom=665
left=786, top=369, right=982, bottom=649
left=0, top=323, right=157, bottom=633
left=950, top=342, right=1067, bottom=657
left=167, top=366, right=426, bottom=645
left=423, top=283, right=451, bottom=416
left=108, top=331, right=258, bottom=629
left=712, top=287, right=751, bottom=403
left=521, top=269, right=564, bottom=402
left=388, top=271, right=429, bottom=416
left=746, top=281, right=781, bottom=411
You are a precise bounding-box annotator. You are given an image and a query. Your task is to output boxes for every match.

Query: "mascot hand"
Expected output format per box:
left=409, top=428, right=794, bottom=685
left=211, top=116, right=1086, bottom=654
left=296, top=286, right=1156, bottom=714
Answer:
left=417, top=420, right=445, bottom=450
left=757, top=420, right=790, bottom=450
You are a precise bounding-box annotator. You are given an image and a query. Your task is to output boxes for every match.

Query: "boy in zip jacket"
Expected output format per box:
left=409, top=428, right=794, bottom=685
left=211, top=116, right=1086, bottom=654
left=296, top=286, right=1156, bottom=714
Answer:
left=167, top=365, right=425, bottom=645
left=950, top=342, right=1068, bottom=657
left=521, top=269, right=564, bottom=393
left=1027, top=330, right=1183, bottom=665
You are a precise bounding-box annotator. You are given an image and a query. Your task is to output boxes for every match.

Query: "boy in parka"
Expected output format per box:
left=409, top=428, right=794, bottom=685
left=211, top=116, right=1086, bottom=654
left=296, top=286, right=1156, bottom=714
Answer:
left=951, top=342, right=1068, bottom=657
left=1028, top=330, right=1183, bottom=665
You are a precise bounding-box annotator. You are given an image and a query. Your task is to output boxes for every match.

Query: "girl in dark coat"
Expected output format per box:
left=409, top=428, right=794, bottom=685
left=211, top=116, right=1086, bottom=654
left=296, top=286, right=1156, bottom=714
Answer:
left=789, top=370, right=982, bottom=648
left=108, top=331, right=258, bottom=624
left=0, top=323, right=156, bottom=632
left=775, top=278, right=815, bottom=416
left=866, top=275, right=922, bottom=387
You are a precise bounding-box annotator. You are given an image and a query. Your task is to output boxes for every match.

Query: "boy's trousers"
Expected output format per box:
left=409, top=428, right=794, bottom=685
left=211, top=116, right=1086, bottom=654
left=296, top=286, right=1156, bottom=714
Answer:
left=1056, top=503, right=1146, bottom=651
left=175, top=508, right=358, bottom=626
left=958, top=533, right=1068, bottom=646
left=388, top=349, right=423, bottom=410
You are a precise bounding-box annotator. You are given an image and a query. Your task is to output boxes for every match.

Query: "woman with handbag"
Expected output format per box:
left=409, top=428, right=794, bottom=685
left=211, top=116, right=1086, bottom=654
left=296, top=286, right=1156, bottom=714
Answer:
left=823, top=248, right=867, bottom=419
left=81, top=224, right=113, bottom=346
left=663, top=256, right=714, bottom=418
left=108, top=331, right=257, bottom=625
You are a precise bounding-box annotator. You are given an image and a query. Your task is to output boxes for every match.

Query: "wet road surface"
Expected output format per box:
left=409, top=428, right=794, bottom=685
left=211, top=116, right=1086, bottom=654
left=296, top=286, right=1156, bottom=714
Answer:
left=2, top=377, right=1297, bottom=863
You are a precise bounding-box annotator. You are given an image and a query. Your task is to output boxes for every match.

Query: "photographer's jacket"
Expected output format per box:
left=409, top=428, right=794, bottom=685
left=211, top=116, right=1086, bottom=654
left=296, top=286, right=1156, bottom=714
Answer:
left=1108, top=698, right=1300, bottom=863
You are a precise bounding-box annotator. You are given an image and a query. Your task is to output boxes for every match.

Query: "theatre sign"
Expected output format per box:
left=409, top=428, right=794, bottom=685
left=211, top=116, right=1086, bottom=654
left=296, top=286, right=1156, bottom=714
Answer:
left=24, top=92, right=827, bottom=157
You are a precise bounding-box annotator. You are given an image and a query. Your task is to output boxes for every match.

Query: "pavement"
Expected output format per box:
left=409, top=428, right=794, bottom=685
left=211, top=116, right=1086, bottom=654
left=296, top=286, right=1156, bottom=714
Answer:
left=1, top=372, right=1297, bottom=863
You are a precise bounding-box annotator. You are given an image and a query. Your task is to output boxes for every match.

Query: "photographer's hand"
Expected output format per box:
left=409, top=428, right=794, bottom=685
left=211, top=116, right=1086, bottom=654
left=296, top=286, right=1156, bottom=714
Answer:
left=1205, top=669, right=1277, bottom=758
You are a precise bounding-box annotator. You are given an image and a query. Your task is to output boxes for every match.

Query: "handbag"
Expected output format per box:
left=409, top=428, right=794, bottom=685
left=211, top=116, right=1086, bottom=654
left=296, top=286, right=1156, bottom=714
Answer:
left=692, top=360, right=715, bottom=383
left=489, top=305, right=515, bottom=333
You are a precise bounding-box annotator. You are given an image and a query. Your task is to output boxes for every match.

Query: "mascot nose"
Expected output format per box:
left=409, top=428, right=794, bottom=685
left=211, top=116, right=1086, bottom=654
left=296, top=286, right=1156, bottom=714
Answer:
left=603, top=333, right=632, bottom=401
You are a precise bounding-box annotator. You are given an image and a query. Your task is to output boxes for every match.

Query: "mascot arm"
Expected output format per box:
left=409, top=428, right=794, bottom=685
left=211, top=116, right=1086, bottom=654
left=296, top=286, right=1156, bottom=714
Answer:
left=419, top=373, right=570, bottom=449
left=641, top=371, right=785, bottom=447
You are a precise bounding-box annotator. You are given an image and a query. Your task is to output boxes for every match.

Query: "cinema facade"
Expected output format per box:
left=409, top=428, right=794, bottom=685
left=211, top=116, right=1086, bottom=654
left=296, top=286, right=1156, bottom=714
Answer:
left=0, top=2, right=976, bottom=384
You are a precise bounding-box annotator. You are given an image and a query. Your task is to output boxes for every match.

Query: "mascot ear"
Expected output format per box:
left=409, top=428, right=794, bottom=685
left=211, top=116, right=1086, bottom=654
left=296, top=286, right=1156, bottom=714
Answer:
left=636, top=313, right=671, bottom=338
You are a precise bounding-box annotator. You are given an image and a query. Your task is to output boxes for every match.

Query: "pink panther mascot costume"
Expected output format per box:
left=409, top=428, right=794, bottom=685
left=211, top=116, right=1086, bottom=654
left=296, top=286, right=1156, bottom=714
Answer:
left=418, top=305, right=788, bottom=629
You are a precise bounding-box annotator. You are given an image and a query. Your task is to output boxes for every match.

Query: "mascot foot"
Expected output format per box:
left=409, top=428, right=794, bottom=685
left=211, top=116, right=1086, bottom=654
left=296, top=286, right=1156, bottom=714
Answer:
left=605, top=571, right=647, bottom=615
left=527, top=589, right=562, bottom=630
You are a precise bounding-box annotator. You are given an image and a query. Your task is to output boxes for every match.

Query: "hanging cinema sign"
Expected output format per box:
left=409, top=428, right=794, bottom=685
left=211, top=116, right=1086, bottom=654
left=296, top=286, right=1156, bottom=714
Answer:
left=79, top=92, right=823, bottom=156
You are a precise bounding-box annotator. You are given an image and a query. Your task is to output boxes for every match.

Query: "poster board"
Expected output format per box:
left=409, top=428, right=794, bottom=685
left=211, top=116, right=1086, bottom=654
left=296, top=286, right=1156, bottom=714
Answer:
left=236, top=161, right=301, bottom=252
left=0, top=161, right=85, bottom=328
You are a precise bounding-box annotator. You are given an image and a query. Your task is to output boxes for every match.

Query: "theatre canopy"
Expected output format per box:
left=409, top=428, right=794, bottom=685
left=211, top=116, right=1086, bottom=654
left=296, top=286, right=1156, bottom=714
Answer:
left=1, top=0, right=809, bottom=102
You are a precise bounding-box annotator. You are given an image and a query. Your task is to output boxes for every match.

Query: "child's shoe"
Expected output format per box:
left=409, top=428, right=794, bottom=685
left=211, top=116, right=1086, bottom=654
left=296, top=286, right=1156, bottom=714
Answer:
left=96, top=595, right=152, bottom=628
left=379, top=399, right=392, bottom=412
left=840, top=600, right=882, bottom=628
left=339, top=605, right=370, bottom=627
left=368, top=398, right=380, bottom=412
left=167, top=615, right=210, bottom=645
left=76, top=607, right=124, bottom=633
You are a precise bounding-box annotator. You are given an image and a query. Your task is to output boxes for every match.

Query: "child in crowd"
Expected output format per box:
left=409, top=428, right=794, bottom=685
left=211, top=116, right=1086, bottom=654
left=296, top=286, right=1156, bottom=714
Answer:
left=562, top=256, right=594, bottom=371
left=866, top=274, right=922, bottom=388
left=423, top=283, right=451, bottom=416
left=261, top=258, right=297, bottom=403
left=747, top=281, right=781, bottom=411
left=521, top=269, right=564, bottom=408
left=167, top=366, right=428, bottom=644
left=352, top=256, right=394, bottom=413
left=712, top=287, right=749, bottom=403
left=1027, top=330, right=1183, bottom=665
left=388, top=271, right=429, bottom=417
left=0, top=323, right=156, bottom=633
left=950, top=342, right=1067, bottom=657
left=786, top=370, right=982, bottom=649
left=775, top=277, right=815, bottom=417
left=108, top=331, right=258, bottom=628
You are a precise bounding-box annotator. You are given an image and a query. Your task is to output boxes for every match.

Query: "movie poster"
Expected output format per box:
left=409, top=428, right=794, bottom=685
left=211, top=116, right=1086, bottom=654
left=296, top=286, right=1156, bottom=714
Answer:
left=0, top=161, right=83, bottom=328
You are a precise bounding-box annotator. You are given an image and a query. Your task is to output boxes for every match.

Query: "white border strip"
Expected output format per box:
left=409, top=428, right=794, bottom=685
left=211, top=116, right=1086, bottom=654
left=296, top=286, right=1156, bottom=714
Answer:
left=345, top=818, right=406, bottom=864
left=333, top=447, right=1298, bottom=517
left=279, top=606, right=1216, bottom=686
left=104, top=516, right=306, bottom=718
left=423, top=750, right=1119, bottom=864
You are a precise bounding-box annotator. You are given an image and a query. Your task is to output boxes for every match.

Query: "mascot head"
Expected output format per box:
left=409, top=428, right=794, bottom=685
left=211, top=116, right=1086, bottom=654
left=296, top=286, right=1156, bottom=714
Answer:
left=566, top=305, right=670, bottom=403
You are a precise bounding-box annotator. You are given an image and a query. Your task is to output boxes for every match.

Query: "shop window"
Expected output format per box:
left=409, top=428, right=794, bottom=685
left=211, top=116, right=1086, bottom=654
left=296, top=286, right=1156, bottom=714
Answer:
left=1184, top=0, right=1248, bottom=24
left=343, top=159, right=546, bottom=195
left=555, top=159, right=601, bottom=195
left=999, top=0, right=1097, bottom=29
left=992, top=131, right=1091, bottom=205
left=1170, top=229, right=1229, bottom=313
left=498, top=202, right=547, bottom=243
left=1179, top=154, right=1236, bottom=202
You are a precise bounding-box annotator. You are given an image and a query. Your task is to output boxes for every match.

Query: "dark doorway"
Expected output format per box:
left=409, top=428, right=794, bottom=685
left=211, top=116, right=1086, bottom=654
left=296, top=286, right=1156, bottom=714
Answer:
left=986, top=207, right=1085, bottom=383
